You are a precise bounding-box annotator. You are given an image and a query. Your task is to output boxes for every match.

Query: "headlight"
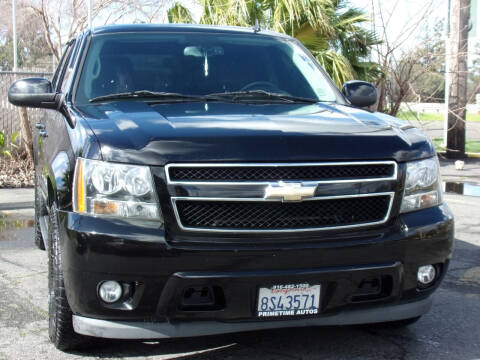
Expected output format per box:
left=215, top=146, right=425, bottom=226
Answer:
left=400, top=157, right=443, bottom=213
left=73, top=158, right=162, bottom=220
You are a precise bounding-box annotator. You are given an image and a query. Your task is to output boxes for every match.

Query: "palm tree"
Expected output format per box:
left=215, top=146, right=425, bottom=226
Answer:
left=167, top=3, right=194, bottom=23
left=167, top=0, right=380, bottom=87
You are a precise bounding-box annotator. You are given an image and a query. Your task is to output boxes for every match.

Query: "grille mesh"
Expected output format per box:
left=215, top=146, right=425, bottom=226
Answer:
left=176, top=195, right=391, bottom=230
left=168, top=164, right=394, bottom=182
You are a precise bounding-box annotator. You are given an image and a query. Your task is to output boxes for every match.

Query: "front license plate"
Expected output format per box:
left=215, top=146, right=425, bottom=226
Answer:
left=257, top=283, right=320, bottom=317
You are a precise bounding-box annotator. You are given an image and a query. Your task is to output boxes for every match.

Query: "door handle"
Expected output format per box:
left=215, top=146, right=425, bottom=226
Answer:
left=39, top=130, right=48, bottom=138
left=35, top=123, right=45, bottom=130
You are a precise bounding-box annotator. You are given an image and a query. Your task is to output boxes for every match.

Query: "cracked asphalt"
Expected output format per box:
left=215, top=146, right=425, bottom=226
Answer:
left=0, top=193, right=479, bottom=360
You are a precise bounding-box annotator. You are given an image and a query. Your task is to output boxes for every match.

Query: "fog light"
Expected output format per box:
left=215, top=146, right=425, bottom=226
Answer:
left=98, top=281, right=122, bottom=303
left=417, top=265, right=436, bottom=285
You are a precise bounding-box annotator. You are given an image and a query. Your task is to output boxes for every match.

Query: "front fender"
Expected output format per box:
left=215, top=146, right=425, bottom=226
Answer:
left=44, top=151, right=74, bottom=210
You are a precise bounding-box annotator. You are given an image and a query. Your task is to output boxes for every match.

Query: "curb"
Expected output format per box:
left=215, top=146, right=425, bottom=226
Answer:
left=0, top=188, right=34, bottom=211
left=437, top=151, right=480, bottom=159
left=466, top=152, right=480, bottom=159
left=441, top=174, right=480, bottom=180
left=0, top=202, right=34, bottom=211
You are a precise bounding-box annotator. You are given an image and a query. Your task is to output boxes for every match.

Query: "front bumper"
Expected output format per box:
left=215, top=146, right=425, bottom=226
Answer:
left=73, top=297, right=432, bottom=339
left=58, top=203, right=454, bottom=337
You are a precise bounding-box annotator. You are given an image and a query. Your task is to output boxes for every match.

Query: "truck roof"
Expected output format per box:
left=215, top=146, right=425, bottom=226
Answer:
left=89, top=23, right=291, bottom=39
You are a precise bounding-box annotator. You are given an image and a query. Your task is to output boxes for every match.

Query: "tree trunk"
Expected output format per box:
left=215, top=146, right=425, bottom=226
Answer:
left=446, top=0, right=470, bottom=158
left=18, top=107, right=33, bottom=160
left=376, top=73, right=387, bottom=113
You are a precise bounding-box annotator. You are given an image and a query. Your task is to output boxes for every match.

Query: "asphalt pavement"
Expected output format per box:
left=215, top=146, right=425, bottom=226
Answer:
left=0, top=193, right=479, bottom=360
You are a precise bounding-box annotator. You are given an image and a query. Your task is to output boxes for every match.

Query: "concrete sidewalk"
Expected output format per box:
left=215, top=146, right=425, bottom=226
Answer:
left=0, top=159, right=479, bottom=210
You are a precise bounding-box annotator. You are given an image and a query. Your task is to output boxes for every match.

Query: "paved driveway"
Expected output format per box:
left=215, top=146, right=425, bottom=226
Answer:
left=0, top=194, right=479, bottom=360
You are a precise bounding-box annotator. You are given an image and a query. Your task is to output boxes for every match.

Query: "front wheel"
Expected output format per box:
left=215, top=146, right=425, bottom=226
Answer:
left=48, top=203, right=90, bottom=350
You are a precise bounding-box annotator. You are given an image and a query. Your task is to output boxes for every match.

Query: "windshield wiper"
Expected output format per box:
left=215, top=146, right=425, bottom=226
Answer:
left=89, top=89, right=320, bottom=104
left=206, top=90, right=319, bottom=104
left=89, top=90, right=207, bottom=103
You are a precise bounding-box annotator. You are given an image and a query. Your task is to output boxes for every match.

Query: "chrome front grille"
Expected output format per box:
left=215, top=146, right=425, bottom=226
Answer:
left=166, top=161, right=398, bottom=233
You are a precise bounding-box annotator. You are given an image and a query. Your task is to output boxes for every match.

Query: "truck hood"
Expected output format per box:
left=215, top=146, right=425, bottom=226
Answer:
left=75, top=101, right=435, bottom=165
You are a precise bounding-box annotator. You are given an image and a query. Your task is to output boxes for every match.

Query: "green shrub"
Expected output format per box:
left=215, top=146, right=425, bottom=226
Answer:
left=0, top=131, right=19, bottom=158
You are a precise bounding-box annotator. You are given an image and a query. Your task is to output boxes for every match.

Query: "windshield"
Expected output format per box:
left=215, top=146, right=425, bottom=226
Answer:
left=74, top=32, right=338, bottom=105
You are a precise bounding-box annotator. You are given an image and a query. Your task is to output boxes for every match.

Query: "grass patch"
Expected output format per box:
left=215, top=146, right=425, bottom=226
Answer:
left=433, top=138, right=480, bottom=153
left=397, top=111, right=480, bottom=122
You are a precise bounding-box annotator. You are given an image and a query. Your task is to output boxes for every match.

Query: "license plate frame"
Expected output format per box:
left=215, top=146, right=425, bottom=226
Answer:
left=257, top=283, right=321, bottom=318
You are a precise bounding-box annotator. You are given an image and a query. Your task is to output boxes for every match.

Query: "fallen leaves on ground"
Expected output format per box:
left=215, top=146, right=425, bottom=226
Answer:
left=0, top=152, right=34, bottom=188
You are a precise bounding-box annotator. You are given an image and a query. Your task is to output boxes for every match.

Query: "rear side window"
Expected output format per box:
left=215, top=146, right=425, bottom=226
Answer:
left=74, top=32, right=337, bottom=104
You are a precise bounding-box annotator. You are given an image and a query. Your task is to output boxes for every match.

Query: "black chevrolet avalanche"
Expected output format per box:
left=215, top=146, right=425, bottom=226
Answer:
left=8, top=24, right=454, bottom=351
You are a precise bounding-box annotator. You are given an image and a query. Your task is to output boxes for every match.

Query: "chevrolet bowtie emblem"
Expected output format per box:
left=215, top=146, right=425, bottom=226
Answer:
left=264, top=182, right=317, bottom=202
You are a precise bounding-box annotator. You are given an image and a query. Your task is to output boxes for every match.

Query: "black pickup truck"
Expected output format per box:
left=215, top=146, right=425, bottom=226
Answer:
left=8, top=24, right=454, bottom=351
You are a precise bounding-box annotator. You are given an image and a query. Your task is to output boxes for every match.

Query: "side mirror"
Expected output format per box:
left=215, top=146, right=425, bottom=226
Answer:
left=8, top=78, right=59, bottom=109
left=342, top=80, right=377, bottom=108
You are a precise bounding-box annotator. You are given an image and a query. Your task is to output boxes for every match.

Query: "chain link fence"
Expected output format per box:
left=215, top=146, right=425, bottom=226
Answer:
left=0, top=71, right=53, bottom=146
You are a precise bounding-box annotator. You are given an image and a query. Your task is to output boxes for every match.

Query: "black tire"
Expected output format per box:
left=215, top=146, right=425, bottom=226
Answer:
left=48, top=203, right=90, bottom=350
left=34, top=174, right=45, bottom=250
